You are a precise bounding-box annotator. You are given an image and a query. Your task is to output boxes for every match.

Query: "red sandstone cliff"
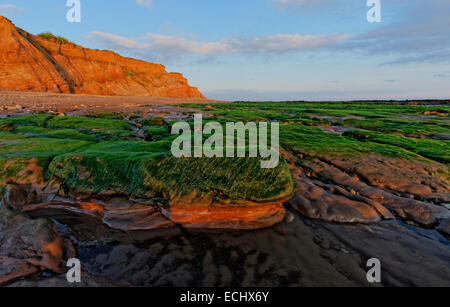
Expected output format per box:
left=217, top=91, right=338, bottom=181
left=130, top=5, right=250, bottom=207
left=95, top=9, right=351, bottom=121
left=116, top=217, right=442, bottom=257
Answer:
left=0, top=16, right=205, bottom=98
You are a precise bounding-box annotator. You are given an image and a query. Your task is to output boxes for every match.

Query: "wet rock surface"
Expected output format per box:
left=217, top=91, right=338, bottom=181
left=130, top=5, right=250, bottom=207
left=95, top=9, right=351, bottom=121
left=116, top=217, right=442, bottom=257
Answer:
left=0, top=206, right=65, bottom=284
left=4, top=207, right=448, bottom=287
left=70, top=210, right=450, bottom=287
left=285, top=153, right=449, bottom=227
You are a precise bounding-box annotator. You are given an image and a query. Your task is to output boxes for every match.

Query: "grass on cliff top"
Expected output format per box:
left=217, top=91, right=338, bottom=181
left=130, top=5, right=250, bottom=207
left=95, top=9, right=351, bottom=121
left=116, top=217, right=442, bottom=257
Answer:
left=37, top=32, right=71, bottom=44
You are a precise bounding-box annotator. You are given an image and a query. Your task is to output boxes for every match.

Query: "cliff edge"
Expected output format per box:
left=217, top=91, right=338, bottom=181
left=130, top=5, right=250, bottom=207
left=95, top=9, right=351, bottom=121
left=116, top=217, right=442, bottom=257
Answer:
left=0, top=16, right=205, bottom=98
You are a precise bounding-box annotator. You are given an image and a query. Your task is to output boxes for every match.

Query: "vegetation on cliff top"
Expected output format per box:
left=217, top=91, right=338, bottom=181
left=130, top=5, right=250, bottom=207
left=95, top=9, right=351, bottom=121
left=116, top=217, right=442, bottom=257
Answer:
left=37, top=32, right=71, bottom=44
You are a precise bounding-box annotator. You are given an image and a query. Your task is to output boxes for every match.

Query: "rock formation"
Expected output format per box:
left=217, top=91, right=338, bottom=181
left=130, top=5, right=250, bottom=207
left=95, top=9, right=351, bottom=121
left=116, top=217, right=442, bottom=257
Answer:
left=0, top=16, right=204, bottom=98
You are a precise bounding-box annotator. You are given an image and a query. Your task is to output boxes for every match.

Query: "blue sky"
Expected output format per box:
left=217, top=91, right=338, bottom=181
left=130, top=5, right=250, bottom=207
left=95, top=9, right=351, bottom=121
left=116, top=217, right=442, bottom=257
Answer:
left=0, top=0, right=449, bottom=100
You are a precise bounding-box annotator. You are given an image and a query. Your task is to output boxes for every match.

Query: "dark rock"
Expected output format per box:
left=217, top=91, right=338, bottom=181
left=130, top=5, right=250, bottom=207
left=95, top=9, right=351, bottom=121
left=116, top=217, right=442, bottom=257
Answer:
left=0, top=206, right=64, bottom=285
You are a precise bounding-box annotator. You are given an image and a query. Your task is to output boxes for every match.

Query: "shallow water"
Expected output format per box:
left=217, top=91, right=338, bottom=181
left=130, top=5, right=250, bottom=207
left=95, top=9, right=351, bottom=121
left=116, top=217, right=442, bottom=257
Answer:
left=35, top=206, right=450, bottom=287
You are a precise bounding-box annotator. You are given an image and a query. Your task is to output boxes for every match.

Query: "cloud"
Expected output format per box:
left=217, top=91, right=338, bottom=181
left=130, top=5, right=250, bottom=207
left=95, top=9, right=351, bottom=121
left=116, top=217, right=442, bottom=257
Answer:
left=269, top=0, right=361, bottom=15
left=236, top=33, right=349, bottom=53
left=0, top=4, right=24, bottom=12
left=323, top=0, right=450, bottom=65
left=269, top=0, right=450, bottom=65
left=88, top=31, right=348, bottom=61
left=89, top=31, right=138, bottom=49
left=270, top=0, right=353, bottom=10
left=433, top=72, right=450, bottom=79
left=135, top=0, right=152, bottom=8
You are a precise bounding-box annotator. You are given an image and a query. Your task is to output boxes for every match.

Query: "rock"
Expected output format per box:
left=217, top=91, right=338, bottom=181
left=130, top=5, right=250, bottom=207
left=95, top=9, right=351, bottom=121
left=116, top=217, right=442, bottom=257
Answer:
left=21, top=202, right=104, bottom=219
left=284, top=211, right=295, bottom=223
left=294, top=157, right=450, bottom=226
left=0, top=16, right=204, bottom=98
left=437, top=219, right=450, bottom=238
left=20, top=199, right=180, bottom=239
left=64, top=240, right=77, bottom=260
left=0, top=206, right=64, bottom=285
left=0, top=257, right=40, bottom=285
left=103, top=205, right=175, bottom=231
left=59, top=213, right=450, bottom=287
left=162, top=204, right=286, bottom=230
left=1, top=183, right=57, bottom=209
left=288, top=177, right=382, bottom=224
left=331, top=155, right=450, bottom=203
left=424, top=110, right=447, bottom=117
left=0, top=123, right=13, bottom=131
left=6, top=271, right=127, bottom=287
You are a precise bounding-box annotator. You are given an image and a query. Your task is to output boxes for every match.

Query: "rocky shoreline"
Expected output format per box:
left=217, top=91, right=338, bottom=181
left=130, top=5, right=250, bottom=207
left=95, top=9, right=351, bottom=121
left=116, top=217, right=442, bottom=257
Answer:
left=1, top=100, right=449, bottom=287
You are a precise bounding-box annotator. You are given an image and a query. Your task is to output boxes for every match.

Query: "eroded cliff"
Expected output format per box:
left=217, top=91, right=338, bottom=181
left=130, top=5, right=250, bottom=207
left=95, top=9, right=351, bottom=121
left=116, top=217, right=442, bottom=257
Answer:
left=0, top=16, right=204, bottom=98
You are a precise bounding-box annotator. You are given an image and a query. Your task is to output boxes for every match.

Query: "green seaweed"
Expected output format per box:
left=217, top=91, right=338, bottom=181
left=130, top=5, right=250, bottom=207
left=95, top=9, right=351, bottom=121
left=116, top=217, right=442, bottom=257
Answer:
left=344, top=129, right=450, bottom=163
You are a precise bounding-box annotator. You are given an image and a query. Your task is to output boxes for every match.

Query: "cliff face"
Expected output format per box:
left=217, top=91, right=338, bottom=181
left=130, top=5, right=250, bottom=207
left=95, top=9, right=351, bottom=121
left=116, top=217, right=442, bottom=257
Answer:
left=0, top=16, right=205, bottom=98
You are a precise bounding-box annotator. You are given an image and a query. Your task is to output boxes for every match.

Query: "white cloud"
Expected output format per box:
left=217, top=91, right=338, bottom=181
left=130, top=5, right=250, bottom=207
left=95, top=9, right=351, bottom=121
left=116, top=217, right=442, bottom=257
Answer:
left=88, top=31, right=348, bottom=61
left=239, top=33, right=349, bottom=53
left=0, top=4, right=24, bottom=12
left=89, top=31, right=137, bottom=49
left=136, top=0, right=152, bottom=8
left=269, top=0, right=353, bottom=10
left=143, top=33, right=232, bottom=55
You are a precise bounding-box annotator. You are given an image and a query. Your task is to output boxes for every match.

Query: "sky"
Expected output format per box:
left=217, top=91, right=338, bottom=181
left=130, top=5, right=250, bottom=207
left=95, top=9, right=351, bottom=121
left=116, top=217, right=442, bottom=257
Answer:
left=0, top=0, right=449, bottom=101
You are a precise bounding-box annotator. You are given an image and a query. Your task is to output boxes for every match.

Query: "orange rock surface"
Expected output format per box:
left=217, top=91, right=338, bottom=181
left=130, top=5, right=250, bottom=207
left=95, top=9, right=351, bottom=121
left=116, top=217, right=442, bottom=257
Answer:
left=162, top=204, right=286, bottom=230
left=0, top=16, right=205, bottom=98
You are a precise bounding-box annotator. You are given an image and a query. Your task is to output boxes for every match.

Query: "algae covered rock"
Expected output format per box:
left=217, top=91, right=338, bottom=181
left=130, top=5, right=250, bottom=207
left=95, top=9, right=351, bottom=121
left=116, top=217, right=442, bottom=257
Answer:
left=0, top=114, right=294, bottom=230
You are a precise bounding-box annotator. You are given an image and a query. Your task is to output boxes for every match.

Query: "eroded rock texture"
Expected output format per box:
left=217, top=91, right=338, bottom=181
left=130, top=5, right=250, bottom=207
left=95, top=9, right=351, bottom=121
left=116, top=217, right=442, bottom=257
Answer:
left=287, top=153, right=449, bottom=226
left=0, top=206, right=65, bottom=284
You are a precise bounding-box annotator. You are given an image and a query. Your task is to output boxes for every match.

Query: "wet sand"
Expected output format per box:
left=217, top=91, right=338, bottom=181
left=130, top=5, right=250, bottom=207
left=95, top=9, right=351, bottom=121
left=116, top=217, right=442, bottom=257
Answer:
left=0, top=91, right=227, bottom=113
